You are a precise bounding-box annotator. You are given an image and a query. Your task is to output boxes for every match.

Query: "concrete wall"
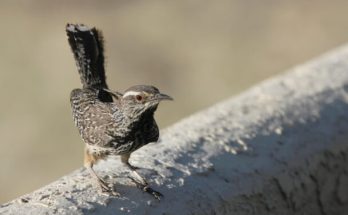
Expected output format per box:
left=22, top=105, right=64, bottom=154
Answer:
left=1, top=45, right=348, bottom=214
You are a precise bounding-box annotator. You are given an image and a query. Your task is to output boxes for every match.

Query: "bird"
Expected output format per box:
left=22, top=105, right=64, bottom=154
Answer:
left=66, top=23, right=172, bottom=199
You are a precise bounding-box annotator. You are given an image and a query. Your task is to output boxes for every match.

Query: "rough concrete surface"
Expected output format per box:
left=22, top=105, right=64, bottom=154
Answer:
left=1, top=45, right=348, bottom=214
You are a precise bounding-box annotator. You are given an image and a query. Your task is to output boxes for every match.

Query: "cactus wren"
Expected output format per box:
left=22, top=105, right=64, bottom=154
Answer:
left=66, top=24, right=172, bottom=199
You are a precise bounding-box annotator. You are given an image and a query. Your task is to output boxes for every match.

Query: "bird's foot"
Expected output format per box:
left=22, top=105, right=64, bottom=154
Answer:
left=128, top=177, right=163, bottom=200
left=127, top=163, right=140, bottom=170
left=97, top=178, right=120, bottom=197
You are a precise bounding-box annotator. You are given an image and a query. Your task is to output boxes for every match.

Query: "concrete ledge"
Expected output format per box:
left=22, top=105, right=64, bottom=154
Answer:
left=2, top=45, right=348, bottom=214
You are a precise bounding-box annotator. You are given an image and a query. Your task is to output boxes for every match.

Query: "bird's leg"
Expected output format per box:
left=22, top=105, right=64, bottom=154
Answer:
left=121, top=153, right=163, bottom=200
left=121, top=153, right=148, bottom=186
left=85, top=163, right=109, bottom=191
left=84, top=149, right=119, bottom=196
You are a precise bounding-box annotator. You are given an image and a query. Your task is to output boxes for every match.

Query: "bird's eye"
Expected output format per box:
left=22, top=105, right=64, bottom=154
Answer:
left=135, top=95, right=143, bottom=101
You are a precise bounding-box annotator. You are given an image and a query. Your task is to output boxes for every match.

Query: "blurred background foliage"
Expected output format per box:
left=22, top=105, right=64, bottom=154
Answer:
left=1, top=0, right=348, bottom=203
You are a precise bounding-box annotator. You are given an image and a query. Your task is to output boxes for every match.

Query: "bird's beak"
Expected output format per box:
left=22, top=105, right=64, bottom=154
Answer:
left=156, top=93, right=173, bottom=101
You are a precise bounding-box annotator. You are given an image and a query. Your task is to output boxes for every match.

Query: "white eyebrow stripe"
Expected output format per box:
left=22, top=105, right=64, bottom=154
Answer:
left=123, top=91, right=141, bottom=98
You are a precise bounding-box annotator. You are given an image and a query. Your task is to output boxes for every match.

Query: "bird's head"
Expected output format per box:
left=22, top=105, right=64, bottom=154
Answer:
left=121, top=85, right=173, bottom=118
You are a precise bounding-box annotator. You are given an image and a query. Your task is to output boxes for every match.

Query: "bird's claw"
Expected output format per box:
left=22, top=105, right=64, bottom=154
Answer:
left=98, top=178, right=120, bottom=196
left=128, top=177, right=163, bottom=200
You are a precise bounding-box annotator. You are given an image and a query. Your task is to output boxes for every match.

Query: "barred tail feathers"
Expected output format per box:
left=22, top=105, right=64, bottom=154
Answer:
left=66, top=23, right=108, bottom=89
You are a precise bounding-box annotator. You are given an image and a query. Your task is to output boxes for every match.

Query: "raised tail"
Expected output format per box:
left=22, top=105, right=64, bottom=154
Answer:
left=66, top=23, right=108, bottom=89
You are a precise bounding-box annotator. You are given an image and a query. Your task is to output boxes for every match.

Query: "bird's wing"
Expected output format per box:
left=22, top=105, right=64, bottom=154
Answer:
left=76, top=101, right=121, bottom=147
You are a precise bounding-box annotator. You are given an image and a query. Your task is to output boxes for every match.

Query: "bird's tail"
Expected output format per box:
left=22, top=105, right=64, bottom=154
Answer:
left=66, top=23, right=108, bottom=89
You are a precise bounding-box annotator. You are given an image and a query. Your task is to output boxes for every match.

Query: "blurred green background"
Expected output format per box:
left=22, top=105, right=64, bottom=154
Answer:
left=1, top=0, right=348, bottom=203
